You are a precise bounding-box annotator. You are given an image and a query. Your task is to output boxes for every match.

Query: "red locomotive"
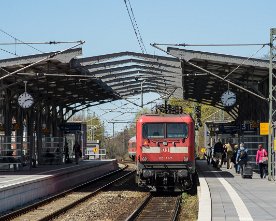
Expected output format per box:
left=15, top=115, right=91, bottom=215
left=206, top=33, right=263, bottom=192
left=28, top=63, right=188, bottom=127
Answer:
left=128, top=136, right=136, bottom=161
left=135, top=113, right=197, bottom=191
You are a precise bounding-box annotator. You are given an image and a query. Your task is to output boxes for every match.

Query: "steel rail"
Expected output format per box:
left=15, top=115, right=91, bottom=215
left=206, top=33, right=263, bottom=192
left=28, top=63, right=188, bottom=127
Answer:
left=124, top=193, right=152, bottom=221
left=125, top=194, right=182, bottom=221
left=0, top=165, right=134, bottom=221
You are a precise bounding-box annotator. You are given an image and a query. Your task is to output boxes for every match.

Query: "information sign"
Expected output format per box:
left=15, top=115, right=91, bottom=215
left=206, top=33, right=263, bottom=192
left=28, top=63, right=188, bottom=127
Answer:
left=260, top=122, right=269, bottom=135
left=59, top=123, right=81, bottom=131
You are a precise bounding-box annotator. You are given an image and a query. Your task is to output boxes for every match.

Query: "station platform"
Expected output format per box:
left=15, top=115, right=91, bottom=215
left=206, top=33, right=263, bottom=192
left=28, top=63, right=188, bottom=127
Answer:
left=0, top=159, right=119, bottom=214
left=197, top=160, right=276, bottom=221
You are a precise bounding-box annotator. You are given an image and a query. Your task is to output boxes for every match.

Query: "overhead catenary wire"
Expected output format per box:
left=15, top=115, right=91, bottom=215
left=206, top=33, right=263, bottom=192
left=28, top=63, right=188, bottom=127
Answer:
left=151, top=43, right=269, bottom=102
left=0, top=41, right=84, bottom=46
left=123, top=0, right=147, bottom=53
left=0, top=40, right=85, bottom=82
left=127, top=0, right=147, bottom=53
left=153, top=43, right=270, bottom=47
left=0, top=28, right=44, bottom=53
left=0, top=47, right=19, bottom=57
left=0, top=28, right=83, bottom=57
left=223, top=44, right=266, bottom=79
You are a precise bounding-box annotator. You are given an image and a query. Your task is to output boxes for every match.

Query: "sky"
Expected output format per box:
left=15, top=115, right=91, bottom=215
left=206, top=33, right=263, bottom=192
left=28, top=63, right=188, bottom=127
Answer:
left=0, top=0, right=275, bottom=135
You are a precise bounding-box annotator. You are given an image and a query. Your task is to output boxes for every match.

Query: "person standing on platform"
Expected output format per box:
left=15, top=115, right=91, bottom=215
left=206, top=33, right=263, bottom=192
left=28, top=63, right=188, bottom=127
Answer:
left=225, top=141, right=233, bottom=169
left=73, top=141, right=81, bottom=164
left=64, top=141, right=70, bottom=163
left=205, top=143, right=212, bottom=165
left=213, top=139, right=224, bottom=168
left=236, top=143, right=248, bottom=174
left=256, top=144, right=268, bottom=178
left=231, top=144, right=239, bottom=173
left=222, top=143, right=227, bottom=166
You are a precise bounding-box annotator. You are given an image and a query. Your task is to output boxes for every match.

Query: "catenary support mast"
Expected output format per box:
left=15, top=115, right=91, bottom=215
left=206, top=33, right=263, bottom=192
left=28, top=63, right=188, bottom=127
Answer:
left=268, top=28, right=276, bottom=181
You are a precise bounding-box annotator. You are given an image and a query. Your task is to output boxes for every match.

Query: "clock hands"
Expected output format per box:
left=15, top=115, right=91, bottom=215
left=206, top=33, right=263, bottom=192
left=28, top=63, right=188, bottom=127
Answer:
left=18, top=92, right=34, bottom=108
left=227, top=96, right=236, bottom=100
left=221, top=90, right=236, bottom=107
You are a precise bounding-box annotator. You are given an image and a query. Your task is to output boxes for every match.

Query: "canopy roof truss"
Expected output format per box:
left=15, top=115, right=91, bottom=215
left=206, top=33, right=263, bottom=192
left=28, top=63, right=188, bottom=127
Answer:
left=0, top=47, right=271, bottom=123
left=166, top=47, right=270, bottom=122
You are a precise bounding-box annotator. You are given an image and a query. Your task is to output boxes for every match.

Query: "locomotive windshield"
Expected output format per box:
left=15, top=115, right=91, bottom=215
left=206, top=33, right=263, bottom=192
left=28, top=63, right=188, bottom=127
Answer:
left=142, top=123, right=165, bottom=138
left=142, top=123, right=188, bottom=138
left=167, top=123, right=188, bottom=138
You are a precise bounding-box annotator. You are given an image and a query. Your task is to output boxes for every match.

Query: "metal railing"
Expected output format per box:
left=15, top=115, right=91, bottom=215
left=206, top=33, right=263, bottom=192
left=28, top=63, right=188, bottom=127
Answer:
left=0, top=136, right=30, bottom=170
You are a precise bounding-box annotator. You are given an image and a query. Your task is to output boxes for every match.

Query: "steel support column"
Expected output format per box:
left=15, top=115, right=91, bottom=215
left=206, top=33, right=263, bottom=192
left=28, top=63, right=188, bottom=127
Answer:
left=268, top=28, right=276, bottom=181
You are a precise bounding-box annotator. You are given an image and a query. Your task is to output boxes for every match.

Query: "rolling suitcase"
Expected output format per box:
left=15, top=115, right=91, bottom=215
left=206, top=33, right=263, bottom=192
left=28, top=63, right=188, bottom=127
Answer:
left=241, top=164, right=253, bottom=178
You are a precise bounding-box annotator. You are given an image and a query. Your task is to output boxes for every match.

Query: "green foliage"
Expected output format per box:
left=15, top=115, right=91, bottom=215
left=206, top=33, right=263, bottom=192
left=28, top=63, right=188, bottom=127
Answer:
left=169, top=97, right=194, bottom=115
left=105, top=127, right=132, bottom=160
left=128, top=107, right=150, bottom=137
left=169, top=97, right=229, bottom=149
left=85, top=115, right=104, bottom=141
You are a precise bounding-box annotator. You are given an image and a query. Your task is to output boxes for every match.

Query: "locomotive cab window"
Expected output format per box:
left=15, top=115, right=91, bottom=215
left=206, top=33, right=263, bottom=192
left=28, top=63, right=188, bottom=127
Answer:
left=167, top=123, right=188, bottom=138
left=142, top=123, right=165, bottom=138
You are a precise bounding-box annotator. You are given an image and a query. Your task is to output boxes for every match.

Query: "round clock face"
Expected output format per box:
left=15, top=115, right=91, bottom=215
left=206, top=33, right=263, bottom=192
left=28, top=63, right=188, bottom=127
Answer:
left=221, top=90, right=236, bottom=107
left=18, top=92, right=34, bottom=108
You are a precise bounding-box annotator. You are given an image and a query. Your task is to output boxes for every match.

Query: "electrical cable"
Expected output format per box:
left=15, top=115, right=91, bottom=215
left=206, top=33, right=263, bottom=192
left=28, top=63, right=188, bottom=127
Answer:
left=0, top=47, right=19, bottom=57
left=151, top=43, right=268, bottom=102
left=0, top=40, right=85, bottom=81
left=0, top=28, right=84, bottom=58
left=0, top=28, right=44, bottom=53
left=127, top=0, right=147, bottom=53
left=0, top=41, right=84, bottom=45
left=224, top=44, right=267, bottom=79
left=153, top=43, right=270, bottom=47
left=123, top=0, right=147, bottom=53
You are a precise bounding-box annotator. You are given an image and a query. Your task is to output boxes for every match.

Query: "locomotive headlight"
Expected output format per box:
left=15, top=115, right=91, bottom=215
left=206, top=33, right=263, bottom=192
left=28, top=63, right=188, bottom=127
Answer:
left=183, top=156, right=189, bottom=161
left=143, top=169, right=154, bottom=178
left=177, top=170, right=188, bottom=178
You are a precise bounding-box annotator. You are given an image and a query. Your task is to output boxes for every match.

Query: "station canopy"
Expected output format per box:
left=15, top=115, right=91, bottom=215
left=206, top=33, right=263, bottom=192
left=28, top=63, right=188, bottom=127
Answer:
left=166, top=47, right=269, bottom=122
left=0, top=47, right=270, bottom=122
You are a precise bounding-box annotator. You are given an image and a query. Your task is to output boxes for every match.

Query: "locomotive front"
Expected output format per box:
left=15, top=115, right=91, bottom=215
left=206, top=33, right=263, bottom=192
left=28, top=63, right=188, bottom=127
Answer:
left=136, top=114, right=196, bottom=191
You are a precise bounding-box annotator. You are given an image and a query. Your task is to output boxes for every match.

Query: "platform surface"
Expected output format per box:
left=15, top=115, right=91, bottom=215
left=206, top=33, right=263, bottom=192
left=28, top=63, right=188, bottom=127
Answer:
left=197, top=160, right=276, bottom=221
left=0, top=160, right=115, bottom=189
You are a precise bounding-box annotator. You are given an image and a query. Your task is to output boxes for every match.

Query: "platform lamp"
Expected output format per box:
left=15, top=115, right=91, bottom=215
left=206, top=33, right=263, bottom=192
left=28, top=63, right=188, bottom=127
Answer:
left=135, top=74, right=146, bottom=108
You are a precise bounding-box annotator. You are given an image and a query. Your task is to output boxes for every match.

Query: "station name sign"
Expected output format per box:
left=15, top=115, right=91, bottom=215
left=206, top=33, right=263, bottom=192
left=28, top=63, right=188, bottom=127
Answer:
left=59, top=123, right=82, bottom=131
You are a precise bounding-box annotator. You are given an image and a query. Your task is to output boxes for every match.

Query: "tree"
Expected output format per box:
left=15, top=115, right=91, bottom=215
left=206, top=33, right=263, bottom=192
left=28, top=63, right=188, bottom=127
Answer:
left=128, top=107, right=150, bottom=137
left=169, top=97, right=233, bottom=149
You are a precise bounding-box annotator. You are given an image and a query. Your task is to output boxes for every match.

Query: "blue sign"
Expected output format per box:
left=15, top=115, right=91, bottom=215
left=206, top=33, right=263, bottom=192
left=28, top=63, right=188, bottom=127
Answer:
left=59, top=123, right=81, bottom=131
left=215, top=124, right=240, bottom=134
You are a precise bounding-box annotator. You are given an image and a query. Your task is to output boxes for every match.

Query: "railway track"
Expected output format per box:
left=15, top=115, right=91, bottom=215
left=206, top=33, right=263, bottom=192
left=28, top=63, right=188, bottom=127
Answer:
left=125, top=193, right=181, bottom=221
left=0, top=165, right=135, bottom=221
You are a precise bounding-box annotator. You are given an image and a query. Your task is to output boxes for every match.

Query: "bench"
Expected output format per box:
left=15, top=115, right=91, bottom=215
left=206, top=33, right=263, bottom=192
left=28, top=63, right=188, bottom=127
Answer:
left=0, top=157, right=23, bottom=171
left=40, top=153, right=62, bottom=165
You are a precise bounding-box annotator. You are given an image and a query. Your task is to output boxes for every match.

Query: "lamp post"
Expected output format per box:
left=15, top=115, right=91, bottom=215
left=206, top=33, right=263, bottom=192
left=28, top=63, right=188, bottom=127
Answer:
left=141, top=80, right=146, bottom=108
left=89, top=125, right=97, bottom=141
left=135, top=75, right=146, bottom=108
left=268, top=28, right=276, bottom=181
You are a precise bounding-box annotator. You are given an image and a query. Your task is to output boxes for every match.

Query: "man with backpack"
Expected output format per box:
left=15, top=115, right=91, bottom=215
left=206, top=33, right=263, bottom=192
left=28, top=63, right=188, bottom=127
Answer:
left=236, top=143, right=248, bottom=174
left=225, top=140, right=233, bottom=169
left=213, top=139, right=224, bottom=168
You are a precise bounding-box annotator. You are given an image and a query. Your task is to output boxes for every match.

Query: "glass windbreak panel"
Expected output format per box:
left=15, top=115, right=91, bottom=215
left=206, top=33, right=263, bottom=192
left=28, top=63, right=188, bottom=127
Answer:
left=142, top=123, right=165, bottom=138
left=167, top=123, right=188, bottom=138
